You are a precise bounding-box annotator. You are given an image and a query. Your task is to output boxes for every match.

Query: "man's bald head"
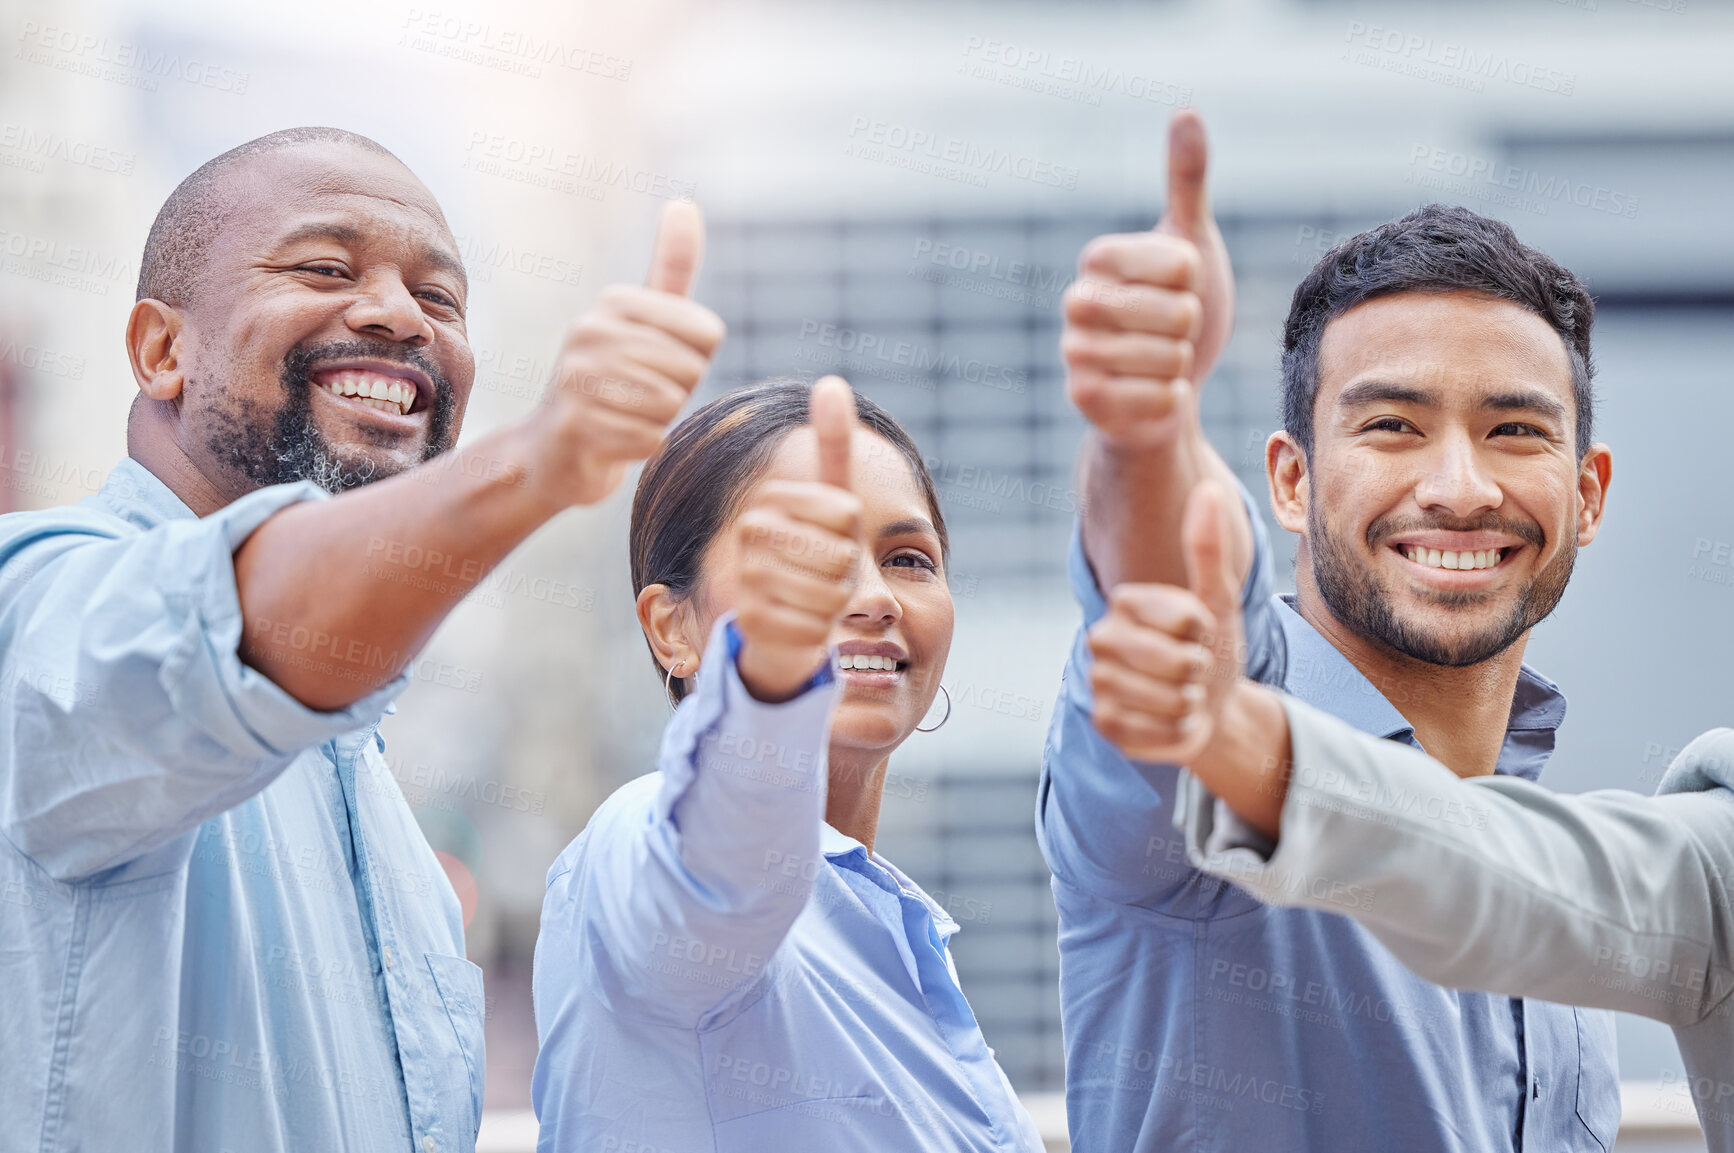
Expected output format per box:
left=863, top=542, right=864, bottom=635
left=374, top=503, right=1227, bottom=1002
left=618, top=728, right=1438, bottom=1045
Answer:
left=136, top=127, right=403, bottom=309
left=124, top=126, right=473, bottom=510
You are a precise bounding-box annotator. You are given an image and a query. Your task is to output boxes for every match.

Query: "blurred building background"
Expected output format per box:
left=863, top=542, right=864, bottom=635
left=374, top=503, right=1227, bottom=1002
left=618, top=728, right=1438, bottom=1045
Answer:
left=2, top=0, right=1729, bottom=1148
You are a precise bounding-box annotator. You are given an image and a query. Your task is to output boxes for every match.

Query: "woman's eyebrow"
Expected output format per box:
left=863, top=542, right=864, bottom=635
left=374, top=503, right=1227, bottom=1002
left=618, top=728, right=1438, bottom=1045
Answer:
left=877, top=517, right=937, bottom=539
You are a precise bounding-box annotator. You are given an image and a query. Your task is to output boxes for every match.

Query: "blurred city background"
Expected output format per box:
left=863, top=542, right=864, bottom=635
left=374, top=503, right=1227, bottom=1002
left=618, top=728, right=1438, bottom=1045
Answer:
left=1, top=0, right=1729, bottom=1147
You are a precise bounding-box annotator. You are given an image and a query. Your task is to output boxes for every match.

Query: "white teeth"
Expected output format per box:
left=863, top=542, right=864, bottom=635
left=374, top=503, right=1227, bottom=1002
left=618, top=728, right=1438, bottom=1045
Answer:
left=840, top=654, right=901, bottom=671
left=1403, top=546, right=1504, bottom=571
left=317, top=371, right=415, bottom=415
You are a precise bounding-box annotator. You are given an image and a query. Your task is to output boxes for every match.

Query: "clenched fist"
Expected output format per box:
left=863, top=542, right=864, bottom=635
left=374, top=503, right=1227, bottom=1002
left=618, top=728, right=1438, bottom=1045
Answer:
left=733, top=376, right=864, bottom=702
left=1089, top=482, right=1244, bottom=763
left=535, top=200, right=727, bottom=508
left=1064, top=109, right=1234, bottom=450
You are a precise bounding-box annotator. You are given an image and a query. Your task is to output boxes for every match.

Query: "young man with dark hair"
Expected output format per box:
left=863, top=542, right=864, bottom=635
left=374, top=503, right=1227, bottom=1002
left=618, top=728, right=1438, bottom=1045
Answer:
left=0, top=128, right=725, bottom=1153
left=1042, top=110, right=1619, bottom=1150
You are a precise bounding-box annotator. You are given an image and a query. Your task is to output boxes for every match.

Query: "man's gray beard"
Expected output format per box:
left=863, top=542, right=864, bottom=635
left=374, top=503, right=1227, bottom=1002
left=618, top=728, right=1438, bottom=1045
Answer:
left=202, top=340, right=454, bottom=494
left=1307, top=503, right=1575, bottom=669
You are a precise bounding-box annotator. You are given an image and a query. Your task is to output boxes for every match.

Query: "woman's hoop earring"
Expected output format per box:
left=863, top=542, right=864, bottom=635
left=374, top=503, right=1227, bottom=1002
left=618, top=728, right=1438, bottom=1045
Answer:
left=664, top=660, right=685, bottom=710
left=915, top=684, right=952, bottom=733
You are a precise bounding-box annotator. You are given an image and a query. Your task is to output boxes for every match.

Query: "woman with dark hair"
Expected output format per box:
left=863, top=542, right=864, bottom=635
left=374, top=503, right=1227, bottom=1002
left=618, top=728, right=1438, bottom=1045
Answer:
left=531, top=377, right=1043, bottom=1152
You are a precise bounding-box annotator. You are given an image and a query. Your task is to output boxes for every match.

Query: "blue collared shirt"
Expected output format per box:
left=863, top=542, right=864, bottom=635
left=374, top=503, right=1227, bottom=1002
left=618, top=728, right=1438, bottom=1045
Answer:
left=0, top=459, right=483, bottom=1153
left=532, top=615, right=1044, bottom=1153
left=1037, top=500, right=1621, bottom=1152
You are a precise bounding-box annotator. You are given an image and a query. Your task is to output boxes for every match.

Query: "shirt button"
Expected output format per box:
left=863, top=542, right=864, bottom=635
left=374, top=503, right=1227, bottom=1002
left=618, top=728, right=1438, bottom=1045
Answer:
left=383, top=946, right=395, bottom=970
left=423, top=1137, right=436, bottom=1153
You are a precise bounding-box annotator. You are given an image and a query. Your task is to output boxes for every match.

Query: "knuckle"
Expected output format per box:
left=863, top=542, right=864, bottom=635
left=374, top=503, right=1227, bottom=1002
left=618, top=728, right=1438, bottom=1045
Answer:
left=1059, top=330, right=1095, bottom=364
left=598, top=284, right=640, bottom=311
left=1078, top=235, right=1118, bottom=273
left=1179, top=294, right=1204, bottom=336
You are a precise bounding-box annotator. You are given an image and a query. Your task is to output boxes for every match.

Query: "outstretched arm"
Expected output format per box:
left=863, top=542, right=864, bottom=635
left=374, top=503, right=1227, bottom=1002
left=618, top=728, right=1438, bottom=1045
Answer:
left=1182, top=696, right=1734, bottom=1030
left=1068, top=110, right=1251, bottom=593
left=551, top=379, right=867, bottom=1026
left=232, top=202, right=723, bottom=709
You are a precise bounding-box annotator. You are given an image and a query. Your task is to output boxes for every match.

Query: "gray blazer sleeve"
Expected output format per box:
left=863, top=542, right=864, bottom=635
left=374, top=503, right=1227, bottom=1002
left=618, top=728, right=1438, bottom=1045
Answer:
left=1178, top=699, right=1734, bottom=1149
left=1180, top=698, right=1734, bottom=1024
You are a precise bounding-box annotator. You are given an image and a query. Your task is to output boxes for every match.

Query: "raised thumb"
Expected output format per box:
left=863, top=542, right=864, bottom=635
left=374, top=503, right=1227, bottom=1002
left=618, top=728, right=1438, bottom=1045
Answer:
left=810, top=375, right=856, bottom=491
left=1182, top=480, right=1239, bottom=632
left=646, top=199, right=705, bottom=296
left=1159, top=108, right=1211, bottom=239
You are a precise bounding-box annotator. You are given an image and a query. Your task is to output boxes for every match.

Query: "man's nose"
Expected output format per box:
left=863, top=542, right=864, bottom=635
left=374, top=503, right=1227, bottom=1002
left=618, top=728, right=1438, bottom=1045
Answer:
left=1412, top=431, right=1502, bottom=517
left=344, top=274, right=434, bottom=346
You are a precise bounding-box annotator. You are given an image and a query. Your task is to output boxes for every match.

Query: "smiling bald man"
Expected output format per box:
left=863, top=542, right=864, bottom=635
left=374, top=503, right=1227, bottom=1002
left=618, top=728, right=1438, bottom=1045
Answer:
left=0, top=127, right=724, bottom=1153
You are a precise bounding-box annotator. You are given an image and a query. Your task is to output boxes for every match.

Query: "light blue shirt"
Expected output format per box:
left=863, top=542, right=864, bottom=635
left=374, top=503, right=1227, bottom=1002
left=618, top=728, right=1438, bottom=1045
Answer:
left=1036, top=501, right=1621, bottom=1152
left=532, top=616, right=1044, bottom=1152
left=0, top=459, right=484, bottom=1153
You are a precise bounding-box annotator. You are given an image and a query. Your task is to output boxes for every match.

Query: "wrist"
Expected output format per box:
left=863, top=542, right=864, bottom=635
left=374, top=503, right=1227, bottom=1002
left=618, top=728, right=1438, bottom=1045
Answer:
left=736, top=641, right=829, bottom=704
left=515, top=406, right=594, bottom=515
left=1191, top=681, right=1291, bottom=839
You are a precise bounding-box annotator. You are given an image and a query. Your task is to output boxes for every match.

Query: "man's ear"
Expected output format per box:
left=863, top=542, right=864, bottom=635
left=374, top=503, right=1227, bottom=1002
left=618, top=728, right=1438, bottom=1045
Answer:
left=127, top=299, right=186, bottom=402
left=635, top=584, right=703, bottom=689
left=1266, top=431, right=1309, bottom=535
left=1575, top=443, right=1613, bottom=547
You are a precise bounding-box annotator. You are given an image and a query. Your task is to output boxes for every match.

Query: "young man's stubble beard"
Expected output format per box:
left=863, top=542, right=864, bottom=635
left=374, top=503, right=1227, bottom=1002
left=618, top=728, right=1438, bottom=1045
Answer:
left=1306, top=491, right=1576, bottom=669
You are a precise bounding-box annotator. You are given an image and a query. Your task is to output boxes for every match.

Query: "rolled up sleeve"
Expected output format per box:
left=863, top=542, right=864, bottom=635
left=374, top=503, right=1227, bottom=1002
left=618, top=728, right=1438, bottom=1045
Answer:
left=0, top=481, right=404, bottom=880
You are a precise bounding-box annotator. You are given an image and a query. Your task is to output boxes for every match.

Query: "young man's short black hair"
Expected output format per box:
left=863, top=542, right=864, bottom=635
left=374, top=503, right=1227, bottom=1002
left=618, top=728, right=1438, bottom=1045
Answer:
left=1281, top=203, right=1596, bottom=458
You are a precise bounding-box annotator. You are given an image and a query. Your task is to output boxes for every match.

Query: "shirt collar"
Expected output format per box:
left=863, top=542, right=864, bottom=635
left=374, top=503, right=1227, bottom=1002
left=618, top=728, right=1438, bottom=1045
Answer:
left=819, top=823, right=959, bottom=938
left=91, top=458, right=196, bottom=529
left=1275, top=598, right=1415, bottom=741
left=1274, top=596, right=1566, bottom=782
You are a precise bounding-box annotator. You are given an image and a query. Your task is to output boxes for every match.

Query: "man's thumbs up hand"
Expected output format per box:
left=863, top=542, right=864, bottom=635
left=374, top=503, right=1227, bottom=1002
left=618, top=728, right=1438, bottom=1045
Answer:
left=734, top=377, right=865, bottom=703
left=535, top=200, right=727, bottom=509
left=1155, top=110, right=1234, bottom=387
left=1086, top=481, right=1246, bottom=765
left=1064, top=109, right=1235, bottom=450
